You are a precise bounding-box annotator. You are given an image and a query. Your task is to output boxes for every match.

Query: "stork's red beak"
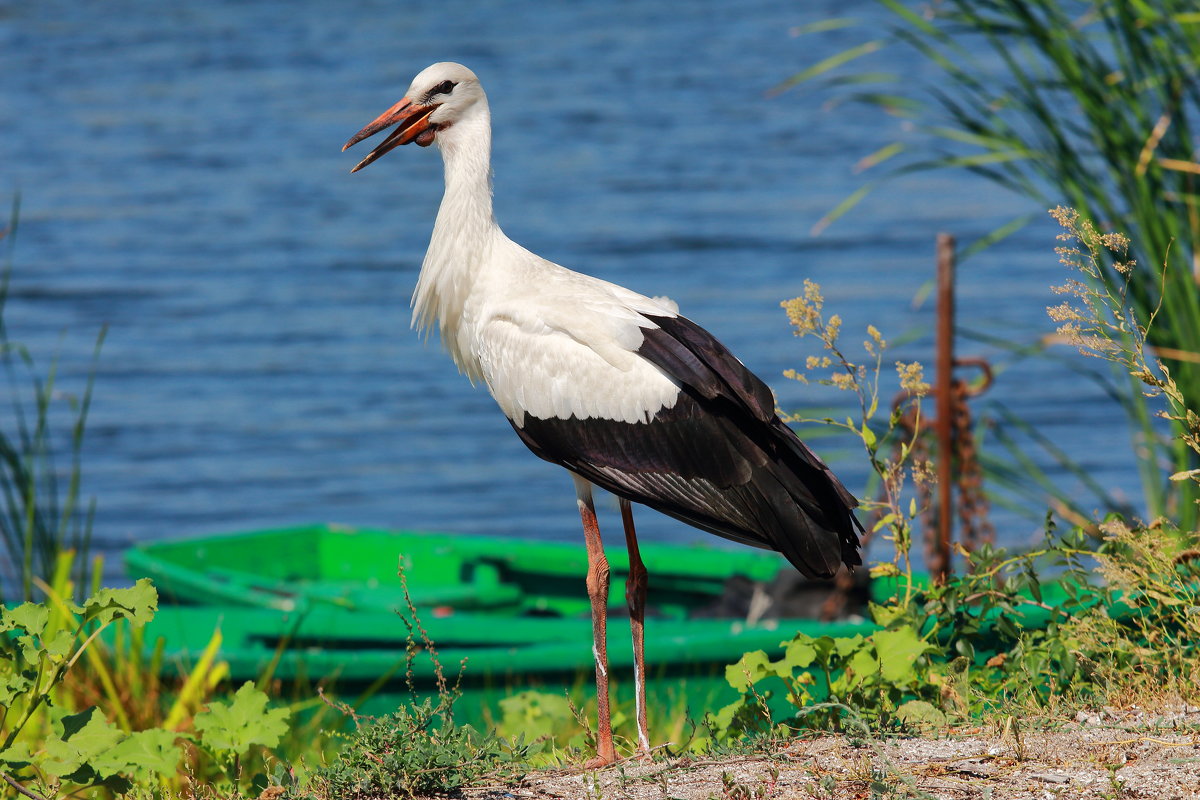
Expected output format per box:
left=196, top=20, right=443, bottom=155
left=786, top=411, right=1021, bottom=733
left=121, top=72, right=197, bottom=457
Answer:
left=343, top=98, right=438, bottom=172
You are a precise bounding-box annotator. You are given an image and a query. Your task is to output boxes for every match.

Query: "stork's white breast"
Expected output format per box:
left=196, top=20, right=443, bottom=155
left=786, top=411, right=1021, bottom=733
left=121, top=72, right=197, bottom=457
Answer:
left=473, top=263, right=682, bottom=425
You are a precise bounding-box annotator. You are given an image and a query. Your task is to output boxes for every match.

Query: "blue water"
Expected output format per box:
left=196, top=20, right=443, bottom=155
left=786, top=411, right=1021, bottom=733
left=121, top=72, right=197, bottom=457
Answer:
left=0, top=0, right=1141, bottom=584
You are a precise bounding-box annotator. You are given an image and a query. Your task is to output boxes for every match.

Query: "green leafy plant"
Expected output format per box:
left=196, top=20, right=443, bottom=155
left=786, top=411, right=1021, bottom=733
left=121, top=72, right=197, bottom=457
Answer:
left=294, top=568, right=525, bottom=799
left=0, top=575, right=293, bottom=798
left=193, top=681, right=291, bottom=783
left=699, top=283, right=958, bottom=737
left=716, top=626, right=947, bottom=735
left=0, top=579, right=164, bottom=795
left=712, top=515, right=1200, bottom=737
left=303, top=700, right=516, bottom=800
left=712, top=212, right=1200, bottom=741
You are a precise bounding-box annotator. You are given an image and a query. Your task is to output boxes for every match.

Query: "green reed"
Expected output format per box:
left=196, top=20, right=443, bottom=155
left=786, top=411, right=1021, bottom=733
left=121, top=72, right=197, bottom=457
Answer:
left=786, top=0, right=1200, bottom=527
left=0, top=197, right=103, bottom=603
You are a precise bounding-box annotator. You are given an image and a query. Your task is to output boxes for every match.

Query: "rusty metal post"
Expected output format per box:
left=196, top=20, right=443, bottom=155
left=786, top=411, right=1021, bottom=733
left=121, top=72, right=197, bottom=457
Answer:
left=931, top=234, right=956, bottom=583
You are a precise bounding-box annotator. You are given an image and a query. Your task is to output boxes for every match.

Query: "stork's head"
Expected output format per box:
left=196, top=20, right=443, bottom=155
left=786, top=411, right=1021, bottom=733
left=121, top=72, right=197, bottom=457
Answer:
left=343, top=62, right=485, bottom=172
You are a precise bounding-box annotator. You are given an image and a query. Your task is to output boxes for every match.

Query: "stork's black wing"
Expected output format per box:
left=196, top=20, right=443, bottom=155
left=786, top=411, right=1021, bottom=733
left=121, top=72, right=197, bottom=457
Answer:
left=511, top=313, right=862, bottom=579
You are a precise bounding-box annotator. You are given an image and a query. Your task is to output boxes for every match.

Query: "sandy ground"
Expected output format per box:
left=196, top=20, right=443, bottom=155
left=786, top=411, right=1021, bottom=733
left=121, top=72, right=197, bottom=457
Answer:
left=467, top=707, right=1200, bottom=800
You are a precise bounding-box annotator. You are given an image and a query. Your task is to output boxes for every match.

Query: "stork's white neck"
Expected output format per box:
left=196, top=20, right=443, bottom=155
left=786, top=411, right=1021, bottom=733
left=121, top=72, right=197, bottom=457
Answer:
left=434, top=110, right=495, bottom=239
left=410, top=99, right=502, bottom=378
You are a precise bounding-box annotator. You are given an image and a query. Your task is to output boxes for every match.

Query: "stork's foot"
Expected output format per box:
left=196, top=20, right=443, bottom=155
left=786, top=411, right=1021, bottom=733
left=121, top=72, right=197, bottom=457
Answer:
left=584, top=752, right=618, bottom=770
left=583, top=745, right=657, bottom=770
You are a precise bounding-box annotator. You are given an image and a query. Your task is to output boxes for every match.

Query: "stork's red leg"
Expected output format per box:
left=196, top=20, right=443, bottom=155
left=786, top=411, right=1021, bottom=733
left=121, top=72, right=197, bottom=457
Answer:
left=619, top=497, right=651, bottom=756
left=574, top=476, right=616, bottom=767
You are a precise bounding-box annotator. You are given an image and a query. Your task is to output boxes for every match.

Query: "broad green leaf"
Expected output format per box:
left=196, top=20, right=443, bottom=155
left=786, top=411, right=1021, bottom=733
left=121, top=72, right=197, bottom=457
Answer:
left=706, top=699, right=744, bottom=736
left=0, top=671, right=34, bottom=705
left=193, top=682, right=289, bottom=755
left=895, top=699, right=947, bottom=731
left=0, top=741, right=35, bottom=767
left=845, top=646, right=877, bottom=689
left=725, top=650, right=771, bottom=691
left=831, top=633, right=865, bottom=658
left=42, top=630, right=75, bottom=661
left=780, top=636, right=818, bottom=671
left=811, top=635, right=837, bottom=665
left=868, top=601, right=906, bottom=627
left=43, top=707, right=124, bottom=779
left=16, top=635, right=44, bottom=664
left=2, top=604, right=48, bottom=637
left=874, top=627, right=931, bottom=684
left=82, top=579, right=158, bottom=627
left=98, top=729, right=181, bottom=780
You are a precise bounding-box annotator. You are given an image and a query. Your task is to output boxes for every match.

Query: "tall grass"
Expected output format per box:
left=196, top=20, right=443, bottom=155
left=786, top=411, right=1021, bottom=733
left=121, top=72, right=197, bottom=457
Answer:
left=0, top=198, right=103, bottom=603
left=787, top=0, right=1200, bottom=527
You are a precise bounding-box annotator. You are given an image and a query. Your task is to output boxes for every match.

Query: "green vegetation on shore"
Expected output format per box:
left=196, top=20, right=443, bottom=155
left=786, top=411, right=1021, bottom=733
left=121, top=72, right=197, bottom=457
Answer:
left=3, top=208, right=1198, bottom=799
left=5, top=2, right=1200, bottom=795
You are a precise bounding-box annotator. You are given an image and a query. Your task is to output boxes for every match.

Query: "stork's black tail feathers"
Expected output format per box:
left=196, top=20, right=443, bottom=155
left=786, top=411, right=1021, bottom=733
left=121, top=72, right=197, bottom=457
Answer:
left=765, top=417, right=863, bottom=578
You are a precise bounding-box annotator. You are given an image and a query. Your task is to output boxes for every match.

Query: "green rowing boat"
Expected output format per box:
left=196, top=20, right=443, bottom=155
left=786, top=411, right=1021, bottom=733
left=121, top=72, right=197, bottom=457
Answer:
left=125, top=523, right=881, bottom=685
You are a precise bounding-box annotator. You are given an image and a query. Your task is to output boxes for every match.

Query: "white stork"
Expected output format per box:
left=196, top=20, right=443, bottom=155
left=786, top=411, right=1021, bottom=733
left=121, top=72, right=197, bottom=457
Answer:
left=343, top=62, right=861, bottom=765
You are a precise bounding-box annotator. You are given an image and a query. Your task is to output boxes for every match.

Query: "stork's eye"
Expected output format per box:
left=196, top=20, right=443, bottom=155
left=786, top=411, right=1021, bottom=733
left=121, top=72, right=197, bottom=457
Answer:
left=433, top=80, right=456, bottom=95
